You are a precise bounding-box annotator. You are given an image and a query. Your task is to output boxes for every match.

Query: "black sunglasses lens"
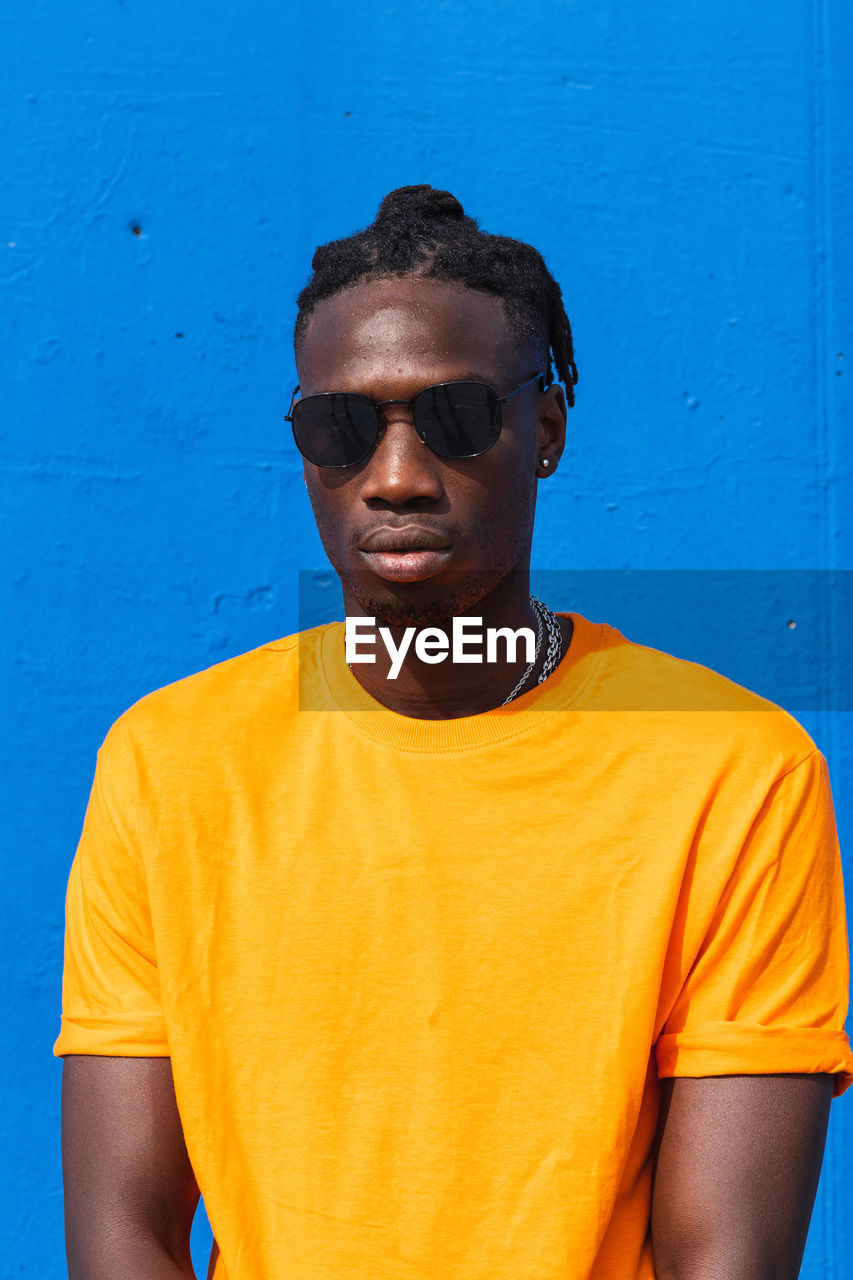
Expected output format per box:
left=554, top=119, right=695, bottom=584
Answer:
left=415, top=383, right=501, bottom=457
left=292, top=394, right=379, bottom=467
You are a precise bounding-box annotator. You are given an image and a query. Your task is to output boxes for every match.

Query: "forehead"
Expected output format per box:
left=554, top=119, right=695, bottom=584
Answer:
left=296, top=277, right=524, bottom=396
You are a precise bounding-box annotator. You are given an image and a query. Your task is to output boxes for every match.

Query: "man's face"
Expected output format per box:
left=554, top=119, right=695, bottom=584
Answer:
left=295, top=277, right=565, bottom=626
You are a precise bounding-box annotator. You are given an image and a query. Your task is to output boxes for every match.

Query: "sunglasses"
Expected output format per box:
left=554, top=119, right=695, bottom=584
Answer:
left=285, top=372, right=546, bottom=468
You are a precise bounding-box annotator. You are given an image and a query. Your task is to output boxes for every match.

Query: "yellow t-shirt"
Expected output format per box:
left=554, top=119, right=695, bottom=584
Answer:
left=55, top=613, right=853, bottom=1280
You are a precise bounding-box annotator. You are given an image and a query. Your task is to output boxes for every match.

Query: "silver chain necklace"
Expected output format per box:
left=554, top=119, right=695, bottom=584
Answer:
left=500, top=595, right=563, bottom=705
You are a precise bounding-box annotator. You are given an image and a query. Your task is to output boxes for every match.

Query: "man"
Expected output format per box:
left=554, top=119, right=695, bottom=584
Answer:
left=57, top=185, right=853, bottom=1280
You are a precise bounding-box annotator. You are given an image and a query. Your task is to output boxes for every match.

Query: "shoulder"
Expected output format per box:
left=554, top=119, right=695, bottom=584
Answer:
left=102, top=624, right=335, bottom=761
left=575, top=614, right=818, bottom=778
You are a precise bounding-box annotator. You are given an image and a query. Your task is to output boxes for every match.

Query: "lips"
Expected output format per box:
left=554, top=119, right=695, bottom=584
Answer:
left=358, top=524, right=454, bottom=582
left=359, top=524, right=452, bottom=553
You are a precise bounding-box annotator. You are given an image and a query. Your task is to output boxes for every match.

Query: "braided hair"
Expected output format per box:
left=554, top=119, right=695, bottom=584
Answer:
left=294, top=185, right=578, bottom=406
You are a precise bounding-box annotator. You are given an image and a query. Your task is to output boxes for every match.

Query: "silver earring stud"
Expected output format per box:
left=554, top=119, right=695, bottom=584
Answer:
left=541, top=459, right=550, bottom=469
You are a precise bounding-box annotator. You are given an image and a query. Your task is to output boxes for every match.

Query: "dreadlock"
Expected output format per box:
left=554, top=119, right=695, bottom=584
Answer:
left=294, top=185, right=578, bottom=407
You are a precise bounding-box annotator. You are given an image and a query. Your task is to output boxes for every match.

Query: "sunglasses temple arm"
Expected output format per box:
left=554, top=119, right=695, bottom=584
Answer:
left=500, top=372, right=546, bottom=404
left=284, top=384, right=301, bottom=422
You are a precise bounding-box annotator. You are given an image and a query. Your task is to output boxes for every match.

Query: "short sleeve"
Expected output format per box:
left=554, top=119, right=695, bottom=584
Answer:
left=53, top=723, right=169, bottom=1057
left=656, top=750, right=853, bottom=1097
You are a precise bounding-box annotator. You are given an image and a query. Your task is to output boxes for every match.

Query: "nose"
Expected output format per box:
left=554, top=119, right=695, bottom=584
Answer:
left=358, top=408, right=445, bottom=507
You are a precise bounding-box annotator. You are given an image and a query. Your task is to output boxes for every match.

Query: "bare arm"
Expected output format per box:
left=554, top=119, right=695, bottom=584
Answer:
left=62, top=1056, right=200, bottom=1280
left=651, top=1073, right=834, bottom=1280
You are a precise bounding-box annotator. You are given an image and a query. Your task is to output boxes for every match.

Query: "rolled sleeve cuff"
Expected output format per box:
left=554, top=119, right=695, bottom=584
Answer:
left=656, top=1021, right=853, bottom=1097
left=53, top=1011, right=169, bottom=1057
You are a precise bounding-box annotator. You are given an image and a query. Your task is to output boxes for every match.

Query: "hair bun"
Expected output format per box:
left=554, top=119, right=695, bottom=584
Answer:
left=375, top=185, right=467, bottom=225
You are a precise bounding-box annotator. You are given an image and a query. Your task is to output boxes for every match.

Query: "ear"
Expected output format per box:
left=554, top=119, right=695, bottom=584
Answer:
left=535, top=383, right=568, bottom=477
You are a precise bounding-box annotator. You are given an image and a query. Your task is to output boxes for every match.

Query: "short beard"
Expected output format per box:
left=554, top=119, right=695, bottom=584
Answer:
left=342, top=566, right=517, bottom=629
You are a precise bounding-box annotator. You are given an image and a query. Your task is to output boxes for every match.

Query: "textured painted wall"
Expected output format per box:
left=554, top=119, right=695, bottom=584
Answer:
left=2, top=0, right=851, bottom=1274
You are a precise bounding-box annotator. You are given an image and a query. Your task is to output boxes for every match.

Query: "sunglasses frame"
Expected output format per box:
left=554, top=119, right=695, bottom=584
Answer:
left=285, top=371, right=546, bottom=468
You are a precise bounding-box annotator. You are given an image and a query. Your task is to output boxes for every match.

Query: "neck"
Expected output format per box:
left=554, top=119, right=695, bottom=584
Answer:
left=341, top=576, right=569, bottom=720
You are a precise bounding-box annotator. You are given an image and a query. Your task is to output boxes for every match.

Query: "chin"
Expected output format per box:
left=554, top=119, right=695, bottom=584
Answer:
left=341, top=566, right=515, bottom=629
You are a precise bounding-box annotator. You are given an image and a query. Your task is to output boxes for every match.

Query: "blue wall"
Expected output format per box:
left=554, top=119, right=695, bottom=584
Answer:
left=3, top=0, right=851, bottom=1274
